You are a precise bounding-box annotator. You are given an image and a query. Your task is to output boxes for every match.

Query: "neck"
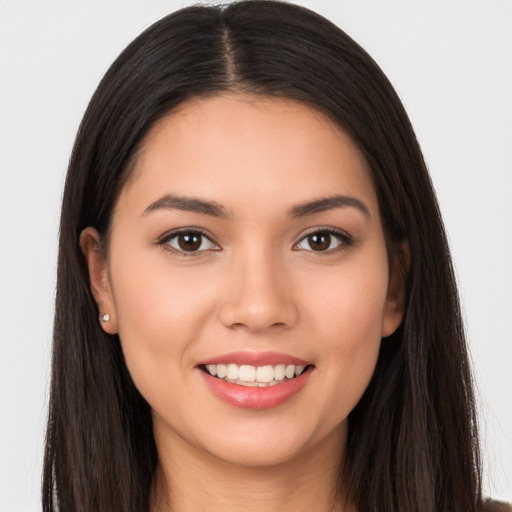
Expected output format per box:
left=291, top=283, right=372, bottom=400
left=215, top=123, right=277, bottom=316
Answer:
left=150, top=423, right=354, bottom=512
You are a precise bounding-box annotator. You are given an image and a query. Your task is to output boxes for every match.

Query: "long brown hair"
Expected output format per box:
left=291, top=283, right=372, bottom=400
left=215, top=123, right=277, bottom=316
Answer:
left=43, top=2, right=482, bottom=511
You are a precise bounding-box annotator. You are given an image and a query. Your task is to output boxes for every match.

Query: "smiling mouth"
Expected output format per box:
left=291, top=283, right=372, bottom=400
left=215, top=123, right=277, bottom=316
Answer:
left=200, top=363, right=312, bottom=388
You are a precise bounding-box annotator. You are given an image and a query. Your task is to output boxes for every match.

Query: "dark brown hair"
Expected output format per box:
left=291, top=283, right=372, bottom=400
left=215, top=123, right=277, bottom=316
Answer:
left=43, top=1, right=482, bottom=511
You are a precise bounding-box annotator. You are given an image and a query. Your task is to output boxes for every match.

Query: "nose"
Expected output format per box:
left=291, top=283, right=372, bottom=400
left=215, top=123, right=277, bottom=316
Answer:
left=218, top=253, right=298, bottom=333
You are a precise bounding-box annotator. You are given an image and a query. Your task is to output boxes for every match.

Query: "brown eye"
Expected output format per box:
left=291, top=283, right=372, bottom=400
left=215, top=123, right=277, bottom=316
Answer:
left=179, top=233, right=201, bottom=251
left=308, top=233, right=331, bottom=251
left=296, top=230, right=349, bottom=252
left=165, top=231, right=216, bottom=253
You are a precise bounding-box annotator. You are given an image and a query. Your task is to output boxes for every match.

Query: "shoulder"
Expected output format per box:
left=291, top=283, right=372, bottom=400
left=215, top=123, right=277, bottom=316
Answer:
left=482, top=500, right=512, bottom=512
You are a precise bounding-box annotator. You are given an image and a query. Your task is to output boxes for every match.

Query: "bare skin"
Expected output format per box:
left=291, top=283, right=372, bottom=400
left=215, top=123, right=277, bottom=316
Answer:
left=150, top=419, right=348, bottom=512
left=81, top=94, right=405, bottom=512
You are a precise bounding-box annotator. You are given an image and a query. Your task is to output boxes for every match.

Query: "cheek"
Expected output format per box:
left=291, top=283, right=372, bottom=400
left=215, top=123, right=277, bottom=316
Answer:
left=304, top=248, right=389, bottom=339
left=300, top=250, right=389, bottom=403
left=107, top=247, right=218, bottom=392
left=111, top=243, right=215, bottom=332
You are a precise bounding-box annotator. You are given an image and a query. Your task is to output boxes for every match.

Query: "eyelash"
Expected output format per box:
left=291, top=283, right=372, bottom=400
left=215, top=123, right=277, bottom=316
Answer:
left=158, top=228, right=220, bottom=257
left=157, top=227, right=354, bottom=256
left=293, top=227, right=354, bottom=254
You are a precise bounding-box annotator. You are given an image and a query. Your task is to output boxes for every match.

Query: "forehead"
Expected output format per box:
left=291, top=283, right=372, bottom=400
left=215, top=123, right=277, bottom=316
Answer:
left=120, top=94, right=378, bottom=217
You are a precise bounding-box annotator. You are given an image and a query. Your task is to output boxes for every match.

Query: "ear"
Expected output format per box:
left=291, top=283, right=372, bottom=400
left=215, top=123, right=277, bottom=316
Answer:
left=80, top=227, right=118, bottom=334
left=382, top=241, right=409, bottom=338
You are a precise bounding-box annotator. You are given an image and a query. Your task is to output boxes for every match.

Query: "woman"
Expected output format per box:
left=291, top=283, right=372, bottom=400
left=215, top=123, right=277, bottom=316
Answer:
left=42, top=1, right=509, bottom=511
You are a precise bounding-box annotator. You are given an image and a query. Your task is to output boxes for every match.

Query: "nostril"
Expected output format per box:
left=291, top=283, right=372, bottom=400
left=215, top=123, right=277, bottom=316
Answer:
left=218, top=300, right=299, bottom=333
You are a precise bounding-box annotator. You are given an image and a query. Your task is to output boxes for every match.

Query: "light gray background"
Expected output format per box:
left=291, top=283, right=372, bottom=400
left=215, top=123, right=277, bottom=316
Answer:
left=1, top=1, right=511, bottom=510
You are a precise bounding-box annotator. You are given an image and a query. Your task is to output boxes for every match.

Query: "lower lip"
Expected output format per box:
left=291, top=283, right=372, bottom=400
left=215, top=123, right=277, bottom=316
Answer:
left=199, top=367, right=312, bottom=409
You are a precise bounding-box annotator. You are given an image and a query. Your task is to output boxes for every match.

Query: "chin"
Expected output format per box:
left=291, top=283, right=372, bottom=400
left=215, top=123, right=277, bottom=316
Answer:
left=192, top=417, right=347, bottom=470
left=212, top=439, right=306, bottom=468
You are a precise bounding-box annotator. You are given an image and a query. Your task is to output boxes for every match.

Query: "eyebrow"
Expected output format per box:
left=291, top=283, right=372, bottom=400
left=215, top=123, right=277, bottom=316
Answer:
left=288, top=195, right=371, bottom=219
left=142, top=193, right=370, bottom=220
left=142, top=194, right=228, bottom=218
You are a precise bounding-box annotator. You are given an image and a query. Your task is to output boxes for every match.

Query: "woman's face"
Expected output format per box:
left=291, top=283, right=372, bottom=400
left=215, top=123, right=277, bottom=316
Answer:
left=83, top=94, right=405, bottom=468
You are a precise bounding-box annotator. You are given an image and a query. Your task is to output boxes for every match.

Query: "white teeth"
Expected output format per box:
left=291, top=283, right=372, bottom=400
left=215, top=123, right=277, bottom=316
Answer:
left=226, top=363, right=239, bottom=380
left=285, top=365, right=295, bottom=379
left=256, top=365, right=274, bottom=383
left=216, top=364, right=227, bottom=378
left=204, top=362, right=309, bottom=385
left=239, top=365, right=256, bottom=382
left=233, top=379, right=258, bottom=387
left=274, top=364, right=286, bottom=381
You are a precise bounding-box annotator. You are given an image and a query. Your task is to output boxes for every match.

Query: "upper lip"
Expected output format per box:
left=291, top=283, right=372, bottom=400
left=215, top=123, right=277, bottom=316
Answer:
left=198, top=351, right=311, bottom=367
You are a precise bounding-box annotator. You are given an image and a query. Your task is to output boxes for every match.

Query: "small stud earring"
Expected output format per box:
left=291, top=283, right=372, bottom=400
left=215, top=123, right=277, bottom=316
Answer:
left=100, top=313, right=110, bottom=322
